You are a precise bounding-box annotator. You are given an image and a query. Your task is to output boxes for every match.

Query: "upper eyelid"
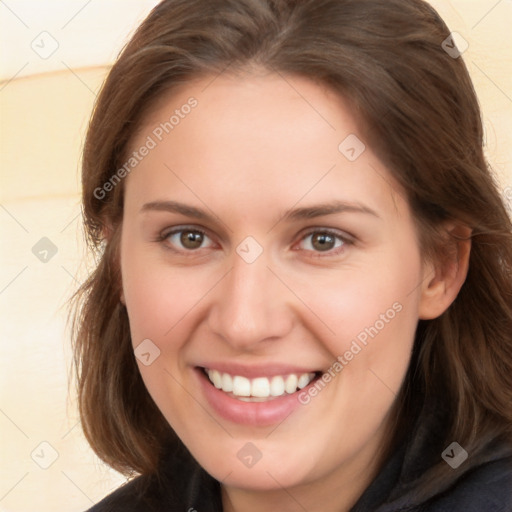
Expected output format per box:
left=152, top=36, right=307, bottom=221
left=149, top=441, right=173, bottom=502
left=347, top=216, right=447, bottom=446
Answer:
left=160, top=225, right=352, bottom=251
left=162, top=226, right=215, bottom=244
left=160, top=225, right=350, bottom=239
left=299, top=227, right=354, bottom=243
left=161, top=225, right=210, bottom=238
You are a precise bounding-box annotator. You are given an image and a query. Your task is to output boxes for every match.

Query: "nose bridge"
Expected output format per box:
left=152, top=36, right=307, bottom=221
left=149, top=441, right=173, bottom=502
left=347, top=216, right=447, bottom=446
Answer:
left=208, top=251, right=293, bottom=349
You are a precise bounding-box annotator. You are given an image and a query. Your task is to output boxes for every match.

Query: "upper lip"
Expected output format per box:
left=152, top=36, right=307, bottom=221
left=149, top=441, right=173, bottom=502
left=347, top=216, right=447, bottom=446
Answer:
left=197, top=362, right=321, bottom=379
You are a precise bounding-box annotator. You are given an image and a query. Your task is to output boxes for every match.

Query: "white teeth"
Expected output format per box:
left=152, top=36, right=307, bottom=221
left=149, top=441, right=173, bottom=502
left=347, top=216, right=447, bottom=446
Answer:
left=297, top=373, right=311, bottom=389
left=205, top=369, right=317, bottom=399
left=232, top=376, right=251, bottom=397
left=285, top=374, right=298, bottom=394
left=208, top=369, right=222, bottom=389
left=251, top=377, right=270, bottom=397
left=270, top=376, right=285, bottom=396
left=221, top=373, right=233, bottom=392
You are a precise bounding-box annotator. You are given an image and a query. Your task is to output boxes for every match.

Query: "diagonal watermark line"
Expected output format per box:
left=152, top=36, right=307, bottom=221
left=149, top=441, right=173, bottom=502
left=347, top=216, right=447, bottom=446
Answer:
left=0, top=472, right=29, bottom=502
left=218, top=470, right=234, bottom=484
left=0, top=408, right=29, bottom=438
left=266, top=266, right=336, bottom=335
left=0, top=204, right=29, bottom=232
left=368, top=368, right=397, bottom=397
left=0, top=266, right=28, bottom=295
left=61, top=61, right=97, bottom=96
left=163, top=368, right=234, bottom=438
left=61, top=421, right=79, bottom=439
left=0, top=0, right=29, bottom=28
left=404, top=269, right=436, bottom=299
left=61, top=471, right=94, bottom=504
left=472, top=0, right=502, bottom=30
left=367, top=162, right=395, bottom=194
left=0, top=62, right=29, bottom=92
left=164, top=268, right=233, bottom=336
left=164, top=163, right=233, bottom=233
left=201, top=61, right=233, bottom=92
left=274, top=69, right=336, bottom=130
left=265, top=409, right=294, bottom=438
left=61, top=265, right=81, bottom=285
left=60, top=212, right=81, bottom=233
left=367, top=162, right=401, bottom=214
left=61, top=0, right=93, bottom=29
left=266, top=164, right=336, bottom=234
left=472, top=61, right=512, bottom=104
left=265, top=471, right=308, bottom=511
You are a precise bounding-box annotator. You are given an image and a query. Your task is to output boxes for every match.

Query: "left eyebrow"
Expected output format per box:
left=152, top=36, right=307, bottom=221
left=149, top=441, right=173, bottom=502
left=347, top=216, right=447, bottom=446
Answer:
left=140, top=200, right=210, bottom=219
left=282, top=200, right=381, bottom=221
left=139, top=199, right=381, bottom=225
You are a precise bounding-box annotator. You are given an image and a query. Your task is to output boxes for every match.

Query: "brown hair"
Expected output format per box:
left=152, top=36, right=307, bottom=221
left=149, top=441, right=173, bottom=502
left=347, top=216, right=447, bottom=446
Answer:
left=72, top=0, right=512, bottom=487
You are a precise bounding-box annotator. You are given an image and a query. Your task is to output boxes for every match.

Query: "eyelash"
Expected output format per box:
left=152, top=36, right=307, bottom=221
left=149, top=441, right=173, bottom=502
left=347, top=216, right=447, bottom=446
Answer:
left=157, top=226, right=353, bottom=257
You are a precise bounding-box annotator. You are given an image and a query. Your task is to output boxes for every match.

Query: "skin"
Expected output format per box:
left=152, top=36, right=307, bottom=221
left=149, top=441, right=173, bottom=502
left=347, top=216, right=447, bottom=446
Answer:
left=119, top=71, right=470, bottom=512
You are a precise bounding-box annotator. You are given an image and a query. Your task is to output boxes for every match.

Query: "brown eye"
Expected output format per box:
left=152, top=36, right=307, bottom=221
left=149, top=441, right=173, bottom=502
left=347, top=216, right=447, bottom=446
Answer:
left=164, top=228, right=213, bottom=251
left=311, top=232, right=336, bottom=251
left=180, top=230, right=204, bottom=249
left=298, top=230, right=346, bottom=254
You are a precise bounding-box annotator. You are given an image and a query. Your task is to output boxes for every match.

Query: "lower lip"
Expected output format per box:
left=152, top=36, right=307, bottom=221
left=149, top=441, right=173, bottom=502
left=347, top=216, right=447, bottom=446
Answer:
left=196, top=368, right=318, bottom=426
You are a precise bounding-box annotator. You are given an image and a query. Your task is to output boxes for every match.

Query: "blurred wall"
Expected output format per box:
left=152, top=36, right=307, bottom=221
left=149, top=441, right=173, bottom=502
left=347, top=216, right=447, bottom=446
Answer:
left=0, top=1, right=511, bottom=510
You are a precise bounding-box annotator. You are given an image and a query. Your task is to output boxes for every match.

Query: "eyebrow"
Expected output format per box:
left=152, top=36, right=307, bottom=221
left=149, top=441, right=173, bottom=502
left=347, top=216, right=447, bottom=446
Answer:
left=140, top=199, right=380, bottom=222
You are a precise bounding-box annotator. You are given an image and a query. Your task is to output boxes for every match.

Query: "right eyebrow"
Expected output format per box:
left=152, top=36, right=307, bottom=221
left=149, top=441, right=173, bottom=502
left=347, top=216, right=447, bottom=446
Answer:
left=140, top=200, right=210, bottom=220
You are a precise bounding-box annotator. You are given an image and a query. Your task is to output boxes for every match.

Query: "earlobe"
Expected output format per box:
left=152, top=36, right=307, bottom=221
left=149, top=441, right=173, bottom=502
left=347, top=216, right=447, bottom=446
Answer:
left=418, top=223, right=472, bottom=320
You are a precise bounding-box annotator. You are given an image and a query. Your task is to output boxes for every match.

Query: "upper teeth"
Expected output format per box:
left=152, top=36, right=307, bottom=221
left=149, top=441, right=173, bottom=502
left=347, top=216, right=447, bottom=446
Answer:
left=206, top=369, right=316, bottom=398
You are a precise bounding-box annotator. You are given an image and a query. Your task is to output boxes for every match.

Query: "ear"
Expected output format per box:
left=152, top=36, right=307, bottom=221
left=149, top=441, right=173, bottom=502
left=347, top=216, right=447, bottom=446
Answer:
left=418, top=222, right=472, bottom=320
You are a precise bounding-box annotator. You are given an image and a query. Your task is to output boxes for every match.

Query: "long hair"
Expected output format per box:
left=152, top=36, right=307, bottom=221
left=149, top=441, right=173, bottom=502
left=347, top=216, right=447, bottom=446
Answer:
left=72, top=0, right=512, bottom=483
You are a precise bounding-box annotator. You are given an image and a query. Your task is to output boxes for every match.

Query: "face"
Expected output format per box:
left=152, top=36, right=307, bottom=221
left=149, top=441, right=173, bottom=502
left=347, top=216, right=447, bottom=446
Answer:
left=119, top=72, right=430, bottom=498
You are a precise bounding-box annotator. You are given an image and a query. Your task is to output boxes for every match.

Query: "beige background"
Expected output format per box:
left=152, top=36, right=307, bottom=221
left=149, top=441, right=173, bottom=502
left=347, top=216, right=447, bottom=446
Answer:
left=1, top=1, right=511, bottom=511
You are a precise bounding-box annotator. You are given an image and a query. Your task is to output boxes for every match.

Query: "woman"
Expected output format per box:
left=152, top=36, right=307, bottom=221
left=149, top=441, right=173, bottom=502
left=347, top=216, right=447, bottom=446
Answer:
left=72, top=0, right=512, bottom=510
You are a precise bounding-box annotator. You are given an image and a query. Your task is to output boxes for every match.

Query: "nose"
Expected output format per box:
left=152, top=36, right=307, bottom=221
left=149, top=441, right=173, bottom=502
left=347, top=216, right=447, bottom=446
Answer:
left=207, top=252, right=294, bottom=351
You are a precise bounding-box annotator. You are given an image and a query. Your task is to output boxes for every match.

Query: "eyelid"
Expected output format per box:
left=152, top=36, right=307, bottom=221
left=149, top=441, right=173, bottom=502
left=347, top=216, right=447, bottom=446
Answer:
left=160, top=224, right=208, bottom=238
left=299, top=226, right=354, bottom=242
left=156, top=224, right=354, bottom=256
left=159, top=225, right=216, bottom=251
left=294, top=227, right=354, bottom=256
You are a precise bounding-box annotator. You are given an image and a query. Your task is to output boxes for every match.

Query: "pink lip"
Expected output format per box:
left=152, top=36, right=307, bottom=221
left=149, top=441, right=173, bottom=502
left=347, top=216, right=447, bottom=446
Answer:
left=195, top=367, right=320, bottom=426
left=197, top=362, right=320, bottom=379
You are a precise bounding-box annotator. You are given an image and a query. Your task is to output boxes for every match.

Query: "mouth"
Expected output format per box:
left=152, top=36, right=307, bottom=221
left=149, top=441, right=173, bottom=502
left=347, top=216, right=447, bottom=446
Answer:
left=201, top=367, right=322, bottom=402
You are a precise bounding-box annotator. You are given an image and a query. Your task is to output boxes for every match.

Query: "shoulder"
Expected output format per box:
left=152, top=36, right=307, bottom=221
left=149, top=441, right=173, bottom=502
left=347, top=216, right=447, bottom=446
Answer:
left=423, top=455, right=512, bottom=512
left=84, top=475, right=164, bottom=512
left=84, top=443, right=222, bottom=512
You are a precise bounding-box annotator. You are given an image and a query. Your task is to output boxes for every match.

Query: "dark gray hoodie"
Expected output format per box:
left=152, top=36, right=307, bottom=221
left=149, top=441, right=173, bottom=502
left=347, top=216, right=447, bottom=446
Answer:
left=87, top=400, right=512, bottom=511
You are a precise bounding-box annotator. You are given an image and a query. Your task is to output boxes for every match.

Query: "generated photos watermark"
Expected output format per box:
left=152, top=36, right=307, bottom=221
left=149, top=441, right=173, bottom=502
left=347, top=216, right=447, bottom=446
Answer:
left=93, top=97, right=198, bottom=200
left=298, top=301, right=403, bottom=405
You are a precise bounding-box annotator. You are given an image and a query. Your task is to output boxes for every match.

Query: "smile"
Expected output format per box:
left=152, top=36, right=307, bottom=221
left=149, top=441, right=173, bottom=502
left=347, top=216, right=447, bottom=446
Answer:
left=204, top=368, right=319, bottom=401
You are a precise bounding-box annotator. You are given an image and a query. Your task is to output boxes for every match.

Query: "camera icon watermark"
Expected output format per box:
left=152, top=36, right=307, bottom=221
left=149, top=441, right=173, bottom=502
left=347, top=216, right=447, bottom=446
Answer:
left=31, top=441, right=59, bottom=469
left=134, top=338, right=161, bottom=366
left=441, top=441, right=468, bottom=469
left=441, top=32, right=469, bottom=59
left=236, top=236, right=263, bottom=264
left=30, top=31, right=59, bottom=59
left=237, top=442, right=262, bottom=468
left=338, top=134, right=366, bottom=162
left=32, top=237, right=58, bottom=263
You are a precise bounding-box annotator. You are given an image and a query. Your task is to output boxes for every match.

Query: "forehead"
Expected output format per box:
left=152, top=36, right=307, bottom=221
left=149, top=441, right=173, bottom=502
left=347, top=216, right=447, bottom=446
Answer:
left=124, top=72, right=406, bottom=222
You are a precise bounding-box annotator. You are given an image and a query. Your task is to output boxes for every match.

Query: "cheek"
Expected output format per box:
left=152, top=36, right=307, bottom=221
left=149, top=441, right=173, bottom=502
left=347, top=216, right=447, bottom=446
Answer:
left=306, top=247, right=422, bottom=389
left=120, top=242, right=210, bottom=345
left=119, top=246, right=209, bottom=428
